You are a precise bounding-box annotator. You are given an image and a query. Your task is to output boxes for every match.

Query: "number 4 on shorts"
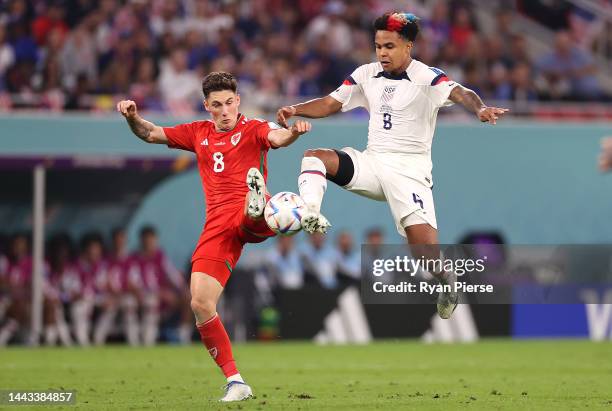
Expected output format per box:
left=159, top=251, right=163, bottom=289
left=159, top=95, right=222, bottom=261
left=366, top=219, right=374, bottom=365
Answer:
left=412, top=193, right=424, bottom=209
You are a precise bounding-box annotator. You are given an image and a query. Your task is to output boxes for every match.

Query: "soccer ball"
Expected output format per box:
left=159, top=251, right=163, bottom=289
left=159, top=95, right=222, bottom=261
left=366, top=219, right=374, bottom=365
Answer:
left=264, top=192, right=308, bottom=236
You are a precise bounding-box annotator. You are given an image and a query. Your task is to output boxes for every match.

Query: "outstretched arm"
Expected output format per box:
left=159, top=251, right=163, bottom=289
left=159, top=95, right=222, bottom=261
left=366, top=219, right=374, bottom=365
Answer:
left=449, top=85, right=509, bottom=125
left=267, top=120, right=312, bottom=148
left=117, top=100, right=168, bottom=144
left=277, top=96, right=342, bottom=127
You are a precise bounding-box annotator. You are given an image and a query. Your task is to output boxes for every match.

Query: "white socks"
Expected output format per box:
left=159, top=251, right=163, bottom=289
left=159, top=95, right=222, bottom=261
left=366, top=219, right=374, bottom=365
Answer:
left=142, top=294, right=159, bottom=346
left=72, top=300, right=92, bottom=346
left=227, top=373, right=245, bottom=383
left=123, top=297, right=140, bottom=346
left=44, top=326, right=58, bottom=346
left=178, top=323, right=192, bottom=344
left=55, top=309, right=73, bottom=347
left=0, top=319, right=19, bottom=346
left=94, top=306, right=118, bottom=346
left=298, top=156, right=327, bottom=213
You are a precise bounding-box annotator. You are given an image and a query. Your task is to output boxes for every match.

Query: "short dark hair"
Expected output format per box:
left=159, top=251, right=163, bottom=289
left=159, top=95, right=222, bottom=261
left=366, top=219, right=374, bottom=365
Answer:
left=365, top=227, right=384, bottom=238
left=373, top=12, right=420, bottom=41
left=139, top=225, right=157, bottom=239
left=111, top=226, right=125, bottom=240
left=79, top=231, right=104, bottom=251
left=201, top=72, right=237, bottom=98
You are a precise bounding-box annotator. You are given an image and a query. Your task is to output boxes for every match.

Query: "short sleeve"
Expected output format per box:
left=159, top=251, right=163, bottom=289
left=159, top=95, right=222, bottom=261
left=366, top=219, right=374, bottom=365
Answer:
left=329, top=65, right=369, bottom=112
left=163, top=122, right=197, bottom=152
left=425, top=80, right=459, bottom=108
left=254, top=121, right=274, bottom=149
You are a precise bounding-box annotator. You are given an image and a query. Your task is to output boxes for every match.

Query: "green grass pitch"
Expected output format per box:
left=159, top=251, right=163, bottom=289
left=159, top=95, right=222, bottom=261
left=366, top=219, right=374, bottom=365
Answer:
left=1, top=340, right=611, bottom=410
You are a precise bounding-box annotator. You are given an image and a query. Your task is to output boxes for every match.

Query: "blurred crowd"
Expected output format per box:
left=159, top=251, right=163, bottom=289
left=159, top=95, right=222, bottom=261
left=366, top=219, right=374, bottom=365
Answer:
left=0, top=0, right=609, bottom=115
left=245, top=228, right=369, bottom=290
left=0, top=226, right=192, bottom=346
left=0, top=224, right=374, bottom=346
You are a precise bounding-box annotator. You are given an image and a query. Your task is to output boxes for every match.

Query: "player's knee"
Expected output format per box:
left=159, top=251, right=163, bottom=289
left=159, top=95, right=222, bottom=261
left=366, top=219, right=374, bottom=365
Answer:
left=304, top=148, right=329, bottom=159
left=190, top=297, right=216, bottom=320
left=303, top=149, right=338, bottom=174
left=303, top=148, right=319, bottom=159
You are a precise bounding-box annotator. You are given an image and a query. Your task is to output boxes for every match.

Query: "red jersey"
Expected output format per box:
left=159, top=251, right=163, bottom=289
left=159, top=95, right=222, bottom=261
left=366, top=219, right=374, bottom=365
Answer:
left=131, top=250, right=184, bottom=292
left=163, top=114, right=274, bottom=217
left=163, top=114, right=278, bottom=285
left=5, top=256, right=33, bottom=288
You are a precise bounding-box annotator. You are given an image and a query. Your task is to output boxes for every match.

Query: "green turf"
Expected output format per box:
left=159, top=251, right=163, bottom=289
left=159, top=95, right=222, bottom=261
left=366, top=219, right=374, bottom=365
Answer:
left=0, top=340, right=611, bottom=410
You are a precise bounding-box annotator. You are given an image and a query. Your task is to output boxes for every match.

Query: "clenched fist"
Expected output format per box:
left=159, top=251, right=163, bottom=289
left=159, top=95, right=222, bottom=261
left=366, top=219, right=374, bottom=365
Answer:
left=289, top=120, right=312, bottom=136
left=117, top=100, right=138, bottom=119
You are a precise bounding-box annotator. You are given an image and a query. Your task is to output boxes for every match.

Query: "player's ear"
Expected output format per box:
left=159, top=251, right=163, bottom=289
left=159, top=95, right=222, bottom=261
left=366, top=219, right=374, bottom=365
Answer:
left=235, top=94, right=240, bottom=107
left=406, top=40, right=413, bottom=53
left=203, top=99, right=210, bottom=113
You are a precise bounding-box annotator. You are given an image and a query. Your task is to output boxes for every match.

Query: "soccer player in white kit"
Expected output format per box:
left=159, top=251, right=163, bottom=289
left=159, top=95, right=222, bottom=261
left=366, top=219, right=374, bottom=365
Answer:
left=277, top=12, right=509, bottom=319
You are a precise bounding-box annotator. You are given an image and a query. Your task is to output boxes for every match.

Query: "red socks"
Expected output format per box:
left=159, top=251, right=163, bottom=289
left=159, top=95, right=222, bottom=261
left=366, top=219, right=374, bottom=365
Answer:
left=197, top=314, right=238, bottom=378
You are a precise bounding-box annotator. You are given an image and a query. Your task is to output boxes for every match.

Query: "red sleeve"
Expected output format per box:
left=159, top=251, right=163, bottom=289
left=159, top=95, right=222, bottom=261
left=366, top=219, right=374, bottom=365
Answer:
left=254, top=121, right=273, bottom=150
left=163, top=122, right=197, bottom=152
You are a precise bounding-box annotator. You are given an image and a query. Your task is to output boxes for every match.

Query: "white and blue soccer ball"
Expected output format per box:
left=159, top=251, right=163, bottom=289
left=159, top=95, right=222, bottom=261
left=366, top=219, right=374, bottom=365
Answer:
left=264, top=192, right=308, bottom=236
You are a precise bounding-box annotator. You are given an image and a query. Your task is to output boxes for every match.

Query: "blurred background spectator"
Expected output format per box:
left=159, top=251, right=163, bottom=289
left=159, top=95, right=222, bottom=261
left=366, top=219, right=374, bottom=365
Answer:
left=536, top=31, right=602, bottom=101
left=334, top=230, right=360, bottom=287
left=0, top=0, right=608, bottom=116
left=0, top=224, right=391, bottom=346
left=300, top=232, right=338, bottom=289
left=265, top=235, right=304, bottom=290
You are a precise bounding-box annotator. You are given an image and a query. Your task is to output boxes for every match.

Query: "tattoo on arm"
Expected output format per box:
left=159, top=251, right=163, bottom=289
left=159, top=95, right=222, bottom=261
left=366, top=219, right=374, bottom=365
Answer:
left=450, top=86, right=485, bottom=114
left=127, top=116, right=153, bottom=142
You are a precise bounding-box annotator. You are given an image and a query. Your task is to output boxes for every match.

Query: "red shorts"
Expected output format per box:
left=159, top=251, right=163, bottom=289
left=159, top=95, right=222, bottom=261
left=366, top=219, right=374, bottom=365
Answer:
left=191, top=208, right=275, bottom=287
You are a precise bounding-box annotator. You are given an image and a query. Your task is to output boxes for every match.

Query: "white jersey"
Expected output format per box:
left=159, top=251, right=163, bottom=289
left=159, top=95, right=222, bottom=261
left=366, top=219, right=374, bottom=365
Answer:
left=330, top=59, right=458, bottom=183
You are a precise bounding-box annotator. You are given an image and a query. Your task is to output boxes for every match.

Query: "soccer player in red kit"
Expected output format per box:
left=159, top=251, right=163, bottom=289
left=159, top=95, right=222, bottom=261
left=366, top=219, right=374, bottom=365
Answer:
left=117, top=72, right=311, bottom=402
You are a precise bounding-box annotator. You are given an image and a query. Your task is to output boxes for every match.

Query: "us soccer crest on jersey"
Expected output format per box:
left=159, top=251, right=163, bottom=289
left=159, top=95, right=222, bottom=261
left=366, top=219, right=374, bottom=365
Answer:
left=329, top=59, right=458, bottom=235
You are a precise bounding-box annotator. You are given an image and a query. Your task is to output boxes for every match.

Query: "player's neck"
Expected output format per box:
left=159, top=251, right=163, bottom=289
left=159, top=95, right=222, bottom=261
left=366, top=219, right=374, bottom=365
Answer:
left=389, top=57, right=412, bottom=76
left=141, top=249, right=156, bottom=258
left=114, top=249, right=126, bottom=259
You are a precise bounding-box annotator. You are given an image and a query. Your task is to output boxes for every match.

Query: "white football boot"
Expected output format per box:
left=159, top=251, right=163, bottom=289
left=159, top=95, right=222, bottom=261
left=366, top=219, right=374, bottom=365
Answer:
left=300, top=211, right=331, bottom=234
left=437, top=270, right=458, bottom=319
left=219, top=381, right=253, bottom=402
left=246, top=167, right=266, bottom=219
